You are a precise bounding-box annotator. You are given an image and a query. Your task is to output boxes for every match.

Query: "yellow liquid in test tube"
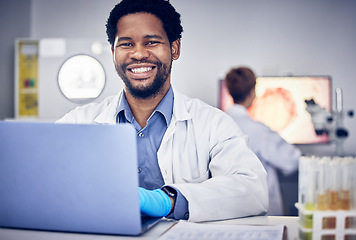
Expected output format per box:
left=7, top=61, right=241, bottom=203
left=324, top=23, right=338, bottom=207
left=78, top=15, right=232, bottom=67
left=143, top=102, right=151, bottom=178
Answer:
left=340, top=190, right=350, bottom=210
left=328, top=190, right=339, bottom=210
left=305, top=202, right=316, bottom=211
left=317, top=193, right=328, bottom=210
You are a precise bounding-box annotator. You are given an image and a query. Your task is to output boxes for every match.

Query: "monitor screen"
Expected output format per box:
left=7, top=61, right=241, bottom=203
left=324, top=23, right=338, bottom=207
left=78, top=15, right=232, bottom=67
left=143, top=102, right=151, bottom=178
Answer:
left=219, top=76, right=331, bottom=144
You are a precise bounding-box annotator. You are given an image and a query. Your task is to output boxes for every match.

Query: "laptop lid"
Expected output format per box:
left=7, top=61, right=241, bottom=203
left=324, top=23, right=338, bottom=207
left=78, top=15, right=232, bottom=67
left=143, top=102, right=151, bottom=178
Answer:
left=0, top=121, right=153, bottom=235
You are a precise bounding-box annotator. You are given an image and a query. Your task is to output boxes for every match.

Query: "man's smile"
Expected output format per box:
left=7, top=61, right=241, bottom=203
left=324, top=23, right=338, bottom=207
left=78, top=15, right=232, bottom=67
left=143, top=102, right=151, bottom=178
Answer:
left=129, top=66, right=154, bottom=73
left=126, top=63, right=157, bottom=80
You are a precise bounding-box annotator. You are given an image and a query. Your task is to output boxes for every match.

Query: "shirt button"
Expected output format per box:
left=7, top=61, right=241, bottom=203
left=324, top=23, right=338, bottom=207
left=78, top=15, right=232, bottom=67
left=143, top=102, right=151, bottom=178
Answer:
left=138, top=132, right=144, bottom=137
left=137, top=167, right=141, bottom=173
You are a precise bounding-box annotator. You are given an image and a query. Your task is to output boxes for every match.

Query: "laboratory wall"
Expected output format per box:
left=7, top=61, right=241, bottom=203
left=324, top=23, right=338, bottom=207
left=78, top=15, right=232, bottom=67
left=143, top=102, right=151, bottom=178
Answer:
left=0, top=0, right=31, bottom=120
left=1, top=0, right=356, bottom=156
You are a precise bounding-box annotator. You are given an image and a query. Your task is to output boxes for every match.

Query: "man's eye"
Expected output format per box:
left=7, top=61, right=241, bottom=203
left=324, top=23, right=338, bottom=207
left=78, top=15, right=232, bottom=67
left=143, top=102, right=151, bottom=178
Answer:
left=147, top=41, right=160, bottom=46
left=118, top=43, right=132, bottom=47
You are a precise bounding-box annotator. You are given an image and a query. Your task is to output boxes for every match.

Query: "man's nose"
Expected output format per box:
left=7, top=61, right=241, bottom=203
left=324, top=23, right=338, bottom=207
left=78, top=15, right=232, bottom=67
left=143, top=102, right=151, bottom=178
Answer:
left=130, top=45, right=150, bottom=60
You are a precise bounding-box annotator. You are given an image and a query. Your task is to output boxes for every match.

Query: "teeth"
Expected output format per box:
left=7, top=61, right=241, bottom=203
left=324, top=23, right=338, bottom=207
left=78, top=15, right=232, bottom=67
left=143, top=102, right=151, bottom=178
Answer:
left=131, top=67, right=152, bottom=73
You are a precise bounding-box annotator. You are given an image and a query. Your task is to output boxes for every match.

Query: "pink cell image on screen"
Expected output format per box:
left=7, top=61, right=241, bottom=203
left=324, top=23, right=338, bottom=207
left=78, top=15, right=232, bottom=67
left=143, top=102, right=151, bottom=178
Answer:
left=218, top=76, right=331, bottom=144
left=248, top=87, right=297, bottom=133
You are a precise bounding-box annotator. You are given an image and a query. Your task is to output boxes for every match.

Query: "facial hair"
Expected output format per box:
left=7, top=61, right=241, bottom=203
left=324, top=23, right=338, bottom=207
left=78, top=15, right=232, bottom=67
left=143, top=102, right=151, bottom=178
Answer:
left=115, top=60, right=172, bottom=99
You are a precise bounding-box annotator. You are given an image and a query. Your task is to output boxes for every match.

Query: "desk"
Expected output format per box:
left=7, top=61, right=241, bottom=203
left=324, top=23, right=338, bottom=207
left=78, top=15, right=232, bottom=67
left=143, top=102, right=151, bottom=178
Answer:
left=0, top=216, right=299, bottom=240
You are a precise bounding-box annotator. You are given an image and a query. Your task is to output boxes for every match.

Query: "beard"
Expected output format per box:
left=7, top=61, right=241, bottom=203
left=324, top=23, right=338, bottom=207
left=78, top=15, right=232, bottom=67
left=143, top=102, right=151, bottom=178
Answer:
left=115, top=59, right=172, bottom=99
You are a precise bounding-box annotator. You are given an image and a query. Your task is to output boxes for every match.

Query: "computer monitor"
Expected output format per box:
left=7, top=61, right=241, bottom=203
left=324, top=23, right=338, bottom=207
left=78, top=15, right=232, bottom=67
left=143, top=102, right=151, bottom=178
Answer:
left=219, top=76, right=331, bottom=144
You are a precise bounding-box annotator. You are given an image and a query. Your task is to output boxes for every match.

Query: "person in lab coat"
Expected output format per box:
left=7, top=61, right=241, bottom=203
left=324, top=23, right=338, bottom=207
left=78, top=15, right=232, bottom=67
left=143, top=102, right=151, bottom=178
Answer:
left=57, top=0, right=268, bottom=222
left=224, top=66, right=302, bottom=215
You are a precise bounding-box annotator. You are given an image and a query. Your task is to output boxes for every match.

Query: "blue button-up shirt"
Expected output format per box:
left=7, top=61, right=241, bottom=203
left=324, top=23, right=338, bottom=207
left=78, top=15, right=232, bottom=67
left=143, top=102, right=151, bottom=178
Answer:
left=117, top=88, right=173, bottom=190
left=116, top=87, right=188, bottom=219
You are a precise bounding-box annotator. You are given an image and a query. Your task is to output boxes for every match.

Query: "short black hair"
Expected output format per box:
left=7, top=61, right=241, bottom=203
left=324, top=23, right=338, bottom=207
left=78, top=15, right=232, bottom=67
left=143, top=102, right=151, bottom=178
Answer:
left=106, top=0, right=183, bottom=47
left=225, top=67, right=256, bottom=104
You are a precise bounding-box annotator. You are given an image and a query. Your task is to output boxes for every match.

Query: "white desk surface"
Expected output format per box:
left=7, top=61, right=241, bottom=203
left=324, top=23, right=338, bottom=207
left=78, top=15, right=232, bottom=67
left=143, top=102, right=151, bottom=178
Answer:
left=0, top=216, right=299, bottom=240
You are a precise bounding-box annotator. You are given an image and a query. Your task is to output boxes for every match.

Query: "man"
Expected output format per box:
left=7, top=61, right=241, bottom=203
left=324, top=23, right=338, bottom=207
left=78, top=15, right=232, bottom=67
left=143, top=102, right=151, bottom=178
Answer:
left=224, top=66, right=301, bottom=215
left=57, top=0, right=268, bottom=222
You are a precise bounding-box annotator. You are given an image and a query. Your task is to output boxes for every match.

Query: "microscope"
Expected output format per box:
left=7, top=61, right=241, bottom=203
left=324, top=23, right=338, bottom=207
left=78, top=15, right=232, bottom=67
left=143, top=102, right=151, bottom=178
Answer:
left=305, top=88, right=354, bottom=156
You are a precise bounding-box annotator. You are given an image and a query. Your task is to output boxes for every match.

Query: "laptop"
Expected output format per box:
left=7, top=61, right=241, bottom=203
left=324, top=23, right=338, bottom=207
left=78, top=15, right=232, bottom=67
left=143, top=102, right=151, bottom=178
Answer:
left=0, top=121, right=161, bottom=235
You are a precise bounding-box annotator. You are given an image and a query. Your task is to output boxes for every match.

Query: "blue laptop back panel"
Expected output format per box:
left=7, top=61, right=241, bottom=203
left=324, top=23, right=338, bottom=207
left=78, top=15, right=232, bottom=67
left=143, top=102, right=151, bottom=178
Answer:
left=0, top=121, right=142, bottom=235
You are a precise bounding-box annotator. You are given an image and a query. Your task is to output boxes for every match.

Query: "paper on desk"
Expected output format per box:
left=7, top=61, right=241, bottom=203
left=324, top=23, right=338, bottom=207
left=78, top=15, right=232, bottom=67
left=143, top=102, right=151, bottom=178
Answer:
left=158, top=220, right=285, bottom=240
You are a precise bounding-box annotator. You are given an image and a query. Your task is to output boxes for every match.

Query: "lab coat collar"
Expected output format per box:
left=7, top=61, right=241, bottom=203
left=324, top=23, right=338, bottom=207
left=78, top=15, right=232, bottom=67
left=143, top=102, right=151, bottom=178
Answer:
left=171, top=88, right=192, bottom=123
left=93, top=87, right=192, bottom=125
left=160, top=88, right=193, bottom=146
left=94, top=93, right=122, bottom=124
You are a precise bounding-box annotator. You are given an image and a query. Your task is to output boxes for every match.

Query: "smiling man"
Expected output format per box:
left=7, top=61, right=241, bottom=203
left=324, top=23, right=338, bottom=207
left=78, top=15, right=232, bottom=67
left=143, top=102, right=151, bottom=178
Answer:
left=111, top=11, right=180, bottom=128
left=57, top=0, right=268, bottom=222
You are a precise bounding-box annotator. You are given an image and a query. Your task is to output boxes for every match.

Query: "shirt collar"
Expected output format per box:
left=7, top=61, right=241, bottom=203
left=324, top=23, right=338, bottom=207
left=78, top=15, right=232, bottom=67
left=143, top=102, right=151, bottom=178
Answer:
left=117, top=86, right=173, bottom=126
left=117, top=90, right=134, bottom=123
left=227, top=104, right=250, bottom=116
left=155, top=86, right=173, bottom=125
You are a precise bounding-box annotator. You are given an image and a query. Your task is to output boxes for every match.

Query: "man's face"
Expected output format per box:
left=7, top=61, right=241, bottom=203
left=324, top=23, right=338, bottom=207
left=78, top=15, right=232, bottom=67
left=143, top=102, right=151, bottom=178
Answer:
left=112, top=12, right=180, bottom=99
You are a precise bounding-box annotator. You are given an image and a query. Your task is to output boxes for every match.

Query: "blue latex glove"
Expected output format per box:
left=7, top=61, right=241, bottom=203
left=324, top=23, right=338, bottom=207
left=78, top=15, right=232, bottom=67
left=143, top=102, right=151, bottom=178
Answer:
left=138, top=187, right=172, bottom=217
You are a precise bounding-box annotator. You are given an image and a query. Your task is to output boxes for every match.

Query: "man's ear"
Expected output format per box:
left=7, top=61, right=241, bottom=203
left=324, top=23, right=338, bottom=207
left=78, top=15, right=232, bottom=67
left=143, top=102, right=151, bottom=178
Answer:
left=171, top=39, right=181, bottom=60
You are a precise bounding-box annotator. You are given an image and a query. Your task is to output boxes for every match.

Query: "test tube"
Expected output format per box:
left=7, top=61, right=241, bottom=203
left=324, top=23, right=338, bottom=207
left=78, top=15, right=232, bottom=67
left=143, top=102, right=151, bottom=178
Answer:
left=298, top=156, right=307, bottom=208
left=351, top=157, right=356, bottom=210
left=328, top=157, right=341, bottom=210
left=316, top=157, right=329, bottom=211
left=340, top=157, right=352, bottom=210
left=305, top=156, right=317, bottom=211
left=298, top=156, right=316, bottom=229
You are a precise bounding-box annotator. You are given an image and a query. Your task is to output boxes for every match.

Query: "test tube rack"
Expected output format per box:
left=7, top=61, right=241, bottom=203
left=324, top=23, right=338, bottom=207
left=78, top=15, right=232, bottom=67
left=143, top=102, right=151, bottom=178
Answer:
left=298, top=204, right=356, bottom=240
left=297, top=155, right=356, bottom=240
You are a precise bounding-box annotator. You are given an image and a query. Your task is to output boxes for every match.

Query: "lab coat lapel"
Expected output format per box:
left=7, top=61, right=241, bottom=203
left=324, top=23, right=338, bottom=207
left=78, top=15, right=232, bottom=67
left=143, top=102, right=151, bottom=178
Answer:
left=94, top=93, right=122, bottom=124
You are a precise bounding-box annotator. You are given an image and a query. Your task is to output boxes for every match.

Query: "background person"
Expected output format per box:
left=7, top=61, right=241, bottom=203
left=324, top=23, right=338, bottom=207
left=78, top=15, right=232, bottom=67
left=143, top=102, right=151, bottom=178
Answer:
left=57, top=0, right=268, bottom=222
left=224, top=66, right=301, bottom=215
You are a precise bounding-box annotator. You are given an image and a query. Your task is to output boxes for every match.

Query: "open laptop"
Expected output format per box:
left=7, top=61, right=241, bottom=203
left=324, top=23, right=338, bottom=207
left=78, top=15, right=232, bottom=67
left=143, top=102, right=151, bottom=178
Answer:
left=0, top=121, right=161, bottom=235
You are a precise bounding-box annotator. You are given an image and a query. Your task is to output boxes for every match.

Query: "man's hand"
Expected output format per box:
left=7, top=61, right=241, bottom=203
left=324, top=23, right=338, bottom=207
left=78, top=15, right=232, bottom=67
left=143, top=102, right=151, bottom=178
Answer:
left=138, top=187, right=172, bottom=217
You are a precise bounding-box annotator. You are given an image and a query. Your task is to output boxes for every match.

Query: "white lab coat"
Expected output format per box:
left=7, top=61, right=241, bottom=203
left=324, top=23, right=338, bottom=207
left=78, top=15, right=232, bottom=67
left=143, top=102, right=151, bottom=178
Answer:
left=57, top=89, right=268, bottom=222
left=226, top=104, right=301, bottom=216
